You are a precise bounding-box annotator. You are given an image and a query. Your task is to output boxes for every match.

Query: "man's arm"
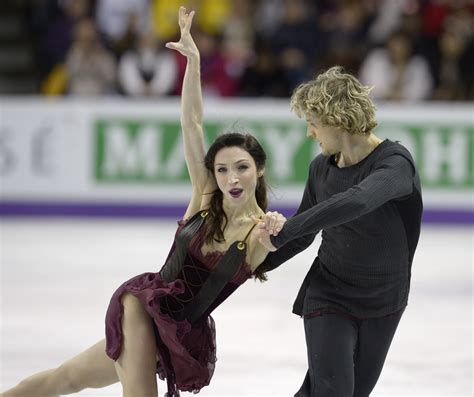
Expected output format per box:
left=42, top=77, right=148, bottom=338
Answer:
left=270, top=154, right=414, bottom=249
left=258, top=161, right=319, bottom=273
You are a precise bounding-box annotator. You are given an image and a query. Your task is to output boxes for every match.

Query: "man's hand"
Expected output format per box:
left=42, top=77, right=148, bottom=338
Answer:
left=251, top=211, right=287, bottom=252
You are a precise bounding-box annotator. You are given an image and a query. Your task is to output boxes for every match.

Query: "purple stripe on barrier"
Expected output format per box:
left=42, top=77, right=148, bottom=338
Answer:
left=0, top=201, right=186, bottom=218
left=0, top=201, right=473, bottom=224
left=421, top=209, right=474, bottom=224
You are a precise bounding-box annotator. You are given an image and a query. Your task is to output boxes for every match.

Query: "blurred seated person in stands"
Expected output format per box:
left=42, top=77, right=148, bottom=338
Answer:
left=41, top=0, right=91, bottom=81
left=432, top=28, right=473, bottom=101
left=149, top=0, right=186, bottom=42
left=118, top=31, right=178, bottom=97
left=95, top=0, right=149, bottom=57
left=268, top=0, right=318, bottom=91
left=359, top=30, right=433, bottom=101
left=318, top=0, right=373, bottom=74
left=65, top=18, right=117, bottom=96
left=219, top=0, right=255, bottom=89
left=174, top=28, right=238, bottom=97
left=239, top=36, right=290, bottom=97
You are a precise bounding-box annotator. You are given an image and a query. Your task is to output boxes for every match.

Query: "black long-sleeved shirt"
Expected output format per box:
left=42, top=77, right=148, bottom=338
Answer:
left=260, top=139, right=423, bottom=318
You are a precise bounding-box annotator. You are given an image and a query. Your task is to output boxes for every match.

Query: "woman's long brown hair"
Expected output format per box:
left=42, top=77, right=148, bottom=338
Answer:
left=204, top=133, right=268, bottom=281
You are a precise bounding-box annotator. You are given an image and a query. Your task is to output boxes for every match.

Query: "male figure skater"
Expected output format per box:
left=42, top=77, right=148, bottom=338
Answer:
left=259, top=66, right=423, bottom=397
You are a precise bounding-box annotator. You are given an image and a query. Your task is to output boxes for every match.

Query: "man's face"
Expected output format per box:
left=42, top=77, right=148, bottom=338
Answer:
left=306, top=116, right=342, bottom=156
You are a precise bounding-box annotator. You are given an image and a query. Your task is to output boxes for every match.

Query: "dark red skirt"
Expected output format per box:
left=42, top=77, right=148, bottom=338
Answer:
left=105, top=272, right=216, bottom=394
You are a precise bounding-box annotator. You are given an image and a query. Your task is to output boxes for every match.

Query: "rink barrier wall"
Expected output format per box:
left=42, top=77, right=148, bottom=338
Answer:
left=0, top=98, right=472, bottom=224
left=0, top=201, right=473, bottom=225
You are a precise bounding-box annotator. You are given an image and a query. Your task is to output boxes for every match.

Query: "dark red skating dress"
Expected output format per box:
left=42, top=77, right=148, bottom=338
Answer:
left=104, top=211, right=254, bottom=396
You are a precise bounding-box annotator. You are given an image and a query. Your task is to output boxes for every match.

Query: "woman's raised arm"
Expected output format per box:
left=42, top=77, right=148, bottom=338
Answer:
left=166, top=7, right=215, bottom=218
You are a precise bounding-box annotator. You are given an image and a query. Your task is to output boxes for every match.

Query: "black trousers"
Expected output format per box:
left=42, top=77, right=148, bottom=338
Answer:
left=295, top=309, right=404, bottom=397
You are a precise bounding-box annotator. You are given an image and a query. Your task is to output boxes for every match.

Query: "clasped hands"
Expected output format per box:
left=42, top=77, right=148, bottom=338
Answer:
left=251, top=211, right=287, bottom=252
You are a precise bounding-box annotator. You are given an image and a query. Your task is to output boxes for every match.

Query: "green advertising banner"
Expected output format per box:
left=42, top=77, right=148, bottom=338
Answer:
left=94, top=118, right=474, bottom=189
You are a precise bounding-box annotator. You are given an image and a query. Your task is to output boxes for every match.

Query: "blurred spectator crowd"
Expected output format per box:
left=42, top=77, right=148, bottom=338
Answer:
left=2, top=0, right=474, bottom=101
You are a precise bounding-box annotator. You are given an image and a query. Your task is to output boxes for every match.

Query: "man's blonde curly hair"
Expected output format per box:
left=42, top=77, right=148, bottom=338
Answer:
left=290, top=66, right=378, bottom=135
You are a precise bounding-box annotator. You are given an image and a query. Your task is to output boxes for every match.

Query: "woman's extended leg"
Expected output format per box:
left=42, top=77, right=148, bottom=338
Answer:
left=1, top=339, right=118, bottom=397
left=114, top=293, right=158, bottom=397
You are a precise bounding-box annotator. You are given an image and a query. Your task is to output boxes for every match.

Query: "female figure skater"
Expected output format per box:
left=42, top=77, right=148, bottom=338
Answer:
left=1, top=7, right=285, bottom=397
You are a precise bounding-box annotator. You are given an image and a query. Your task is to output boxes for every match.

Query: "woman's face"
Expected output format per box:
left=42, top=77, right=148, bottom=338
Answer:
left=214, top=146, right=259, bottom=208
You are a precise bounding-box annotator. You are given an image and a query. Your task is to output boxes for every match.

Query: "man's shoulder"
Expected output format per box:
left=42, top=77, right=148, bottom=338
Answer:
left=372, top=140, right=416, bottom=168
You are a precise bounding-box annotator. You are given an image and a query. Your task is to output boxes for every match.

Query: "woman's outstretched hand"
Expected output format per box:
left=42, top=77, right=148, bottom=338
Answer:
left=165, top=6, right=199, bottom=60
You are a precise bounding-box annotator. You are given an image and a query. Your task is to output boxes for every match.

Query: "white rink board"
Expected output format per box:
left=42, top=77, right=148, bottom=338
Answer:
left=1, top=98, right=473, bottom=212
left=0, top=220, right=473, bottom=396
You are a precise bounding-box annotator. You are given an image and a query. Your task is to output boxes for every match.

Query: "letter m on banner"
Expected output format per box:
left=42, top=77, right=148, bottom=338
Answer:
left=94, top=119, right=187, bottom=182
left=95, top=120, right=161, bottom=181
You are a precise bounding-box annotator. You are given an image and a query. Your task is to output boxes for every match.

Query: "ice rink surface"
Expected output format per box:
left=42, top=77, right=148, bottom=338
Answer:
left=0, top=219, right=472, bottom=396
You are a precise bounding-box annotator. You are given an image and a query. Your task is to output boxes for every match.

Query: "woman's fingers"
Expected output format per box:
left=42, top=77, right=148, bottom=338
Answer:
left=167, top=6, right=198, bottom=56
left=178, top=7, right=194, bottom=32
left=185, top=10, right=195, bottom=30
left=178, top=7, right=184, bottom=28
left=172, top=6, right=196, bottom=45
